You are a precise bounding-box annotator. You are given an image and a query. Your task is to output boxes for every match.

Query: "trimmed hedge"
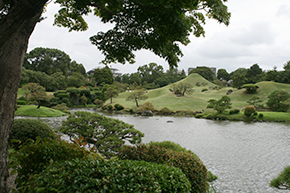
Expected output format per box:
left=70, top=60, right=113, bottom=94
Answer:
left=16, top=100, right=27, bottom=105
left=10, top=119, right=55, bottom=148
left=118, top=144, right=208, bottom=193
left=244, top=106, right=256, bottom=117
left=9, top=137, right=94, bottom=189
left=23, top=158, right=191, bottom=193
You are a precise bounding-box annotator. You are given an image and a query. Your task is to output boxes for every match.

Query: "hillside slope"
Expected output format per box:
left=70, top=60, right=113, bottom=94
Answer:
left=107, top=74, right=290, bottom=112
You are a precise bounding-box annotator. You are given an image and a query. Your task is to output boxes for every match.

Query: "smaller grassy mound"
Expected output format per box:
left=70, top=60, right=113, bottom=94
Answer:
left=15, top=105, right=67, bottom=117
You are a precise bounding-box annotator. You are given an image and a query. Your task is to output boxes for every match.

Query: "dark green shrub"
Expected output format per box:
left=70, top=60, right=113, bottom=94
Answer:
left=9, top=137, right=94, bottom=189
left=201, top=88, right=208, bottom=92
left=10, top=119, right=55, bottom=148
left=114, top=103, right=124, bottom=111
left=56, top=93, right=70, bottom=99
left=53, top=90, right=67, bottom=97
left=94, top=99, right=104, bottom=108
left=229, top=109, right=240, bottom=115
left=270, top=165, right=290, bottom=190
left=107, top=104, right=113, bottom=111
left=129, top=109, right=134, bottom=114
left=252, top=111, right=258, bottom=116
left=118, top=144, right=208, bottom=193
left=158, top=107, right=173, bottom=115
left=16, top=100, right=27, bottom=105
left=195, top=114, right=204, bottom=118
left=51, top=103, right=69, bottom=112
left=62, top=97, right=70, bottom=105
left=242, top=84, right=259, bottom=94
left=24, top=158, right=191, bottom=193
left=244, top=106, right=256, bottom=117
left=50, top=97, right=60, bottom=105
left=18, top=96, right=27, bottom=101
left=258, top=113, right=264, bottom=118
left=148, top=141, right=194, bottom=154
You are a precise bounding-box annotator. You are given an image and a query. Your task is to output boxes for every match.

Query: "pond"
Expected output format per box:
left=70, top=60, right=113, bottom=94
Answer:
left=15, top=109, right=290, bottom=192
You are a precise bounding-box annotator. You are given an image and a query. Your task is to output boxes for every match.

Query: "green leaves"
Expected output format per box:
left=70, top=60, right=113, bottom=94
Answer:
left=59, top=111, right=144, bottom=158
left=207, top=95, right=232, bottom=113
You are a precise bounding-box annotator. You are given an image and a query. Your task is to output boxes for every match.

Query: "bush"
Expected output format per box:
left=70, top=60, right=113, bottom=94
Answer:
left=56, top=93, right=70, bottom=99
left=244, top=106, right=256, bottom=117
left=140, top=101, right=154, bottom=112
left=201, top=88, right=208, bottom=92
left=270, top=165, right=290, bottom=190
left=94, top=99, right=104, bottom=108
left=10, top=119, right=55, bottom=148
left=114, top=103, right=124, bottom=111
left=16, top=100, right=27, bottom=105
left=158, top=107, right=173, bottom=115
left=107, top=104, right=113, bottom=111
left=148, top=141, right=194, bottom=154
left=118, top=144, right=208, bottom=193
left=23, top=158, right=191, bottom=193
left=18, top=96, right=27, bottom=101
left=229, top=109, right=240, bottom=115
left=258, top=113, right=264, bottom=118
left=51, top=103, right=69, bottom=112
left=242, top=84, right=259, bottom=94
left=9, top=137, right=95, bottom=189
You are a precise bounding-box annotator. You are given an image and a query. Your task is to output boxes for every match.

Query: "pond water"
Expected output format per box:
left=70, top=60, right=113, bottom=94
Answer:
left=16, top=109, right=290, bottom=192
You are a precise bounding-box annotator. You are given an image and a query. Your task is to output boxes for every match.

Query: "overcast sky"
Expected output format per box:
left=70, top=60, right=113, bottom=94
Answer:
left=28, top=0, right=290, bottom=74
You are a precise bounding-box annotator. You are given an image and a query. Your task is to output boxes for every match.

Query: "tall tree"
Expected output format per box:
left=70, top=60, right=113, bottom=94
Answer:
left=217, top=68, right=230, bottom=81
left=245, top=63, right=264, bottom=83
left=21, top=83, right=48, bottom=108
left=138, top=63, right=164, bottom=84
left=93, top=66, right=114, bottom=86
left=0, top=0, right=230, bottom=191
left=105, top=85, right=119, bottom=103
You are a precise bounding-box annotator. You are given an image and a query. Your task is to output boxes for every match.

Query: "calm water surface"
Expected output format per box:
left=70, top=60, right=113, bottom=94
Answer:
left=16, top=109, right=290, bottom=192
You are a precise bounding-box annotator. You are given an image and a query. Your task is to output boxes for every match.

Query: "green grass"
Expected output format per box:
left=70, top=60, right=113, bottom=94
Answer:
left=106, top=73, right=290, bottom=113
left=15, top=105, right=67, bottom=117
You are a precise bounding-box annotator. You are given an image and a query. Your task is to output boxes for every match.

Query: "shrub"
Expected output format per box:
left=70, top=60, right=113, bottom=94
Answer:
left=270, top=165, right=290, bottom=190
left=140, top=101, right=154, bottom=112
left=118, top=144, right=208, bottom=193
left=148, top=141, right=194, bottom=154
left=16, top=100, right=27, bottom=105
left=9, top=137, right=95, bottom=189
left=258, top=113, right=264, bottom=118
left=229, top=109, right=240, bottom=115
left=94, top=99, right=104, bottom=108
left=51, top=103, right=69, bottom=112
left=201, top=88, right=208, bottom=92
left=158, top=107, right=173, bottom=115
left=56, top=93, right=70, bottom=99
left=242, top=84, right=259, bottom=94
left=18, top=96, right=27, bottom=101
left=107, top=104, right=113, bottom=111
left=23, top=158, right=191, bottom=193
left=10, top=119, right=55, bottom=148
left=244, top=106, right=256, bottom=117
left=114, top=103, right=124, bottom=111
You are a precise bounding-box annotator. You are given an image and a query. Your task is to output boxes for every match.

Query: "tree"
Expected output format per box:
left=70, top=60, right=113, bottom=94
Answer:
left=0, top=0, right=230, bottom=191
left=189, top=66, right=215, bottom=81
left=138, top=63, right=164, bottom=84
left=21, top=83, right=48, bottom=108
left=93, top=66, right=114, bottom=86
left=58, top=111, right=144, bottom=158
left=207, top=95, right=232, bottom=113
left=105, top=86, right=118, bottom=103
left=245, top=64, right=264, bottom=84
left=67, top=72, right=85, bottom=88
left=217, top=68, right=230, bottom=81
left=171, top=83, right=194, bottom=96
left=266, top=90, right=290, bottom=112
left=126, top=89, right=149, bottom=107
left=247, top=96, right=263, bottom=109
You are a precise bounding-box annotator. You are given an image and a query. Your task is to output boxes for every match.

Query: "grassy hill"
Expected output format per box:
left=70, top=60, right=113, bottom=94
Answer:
left=106, top=73, right=290, bottom=112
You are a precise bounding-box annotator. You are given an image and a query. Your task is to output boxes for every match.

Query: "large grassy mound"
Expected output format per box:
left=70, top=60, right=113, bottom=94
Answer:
left=107, top=73, right=290, bottom=112
left=15, top=105, right=67, bottom=117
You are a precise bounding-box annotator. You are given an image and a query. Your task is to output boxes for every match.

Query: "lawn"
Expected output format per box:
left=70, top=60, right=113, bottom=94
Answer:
left=15, top=105, right=67, bottom=117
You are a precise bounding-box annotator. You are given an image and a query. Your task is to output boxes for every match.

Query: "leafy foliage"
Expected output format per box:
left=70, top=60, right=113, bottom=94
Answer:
left=266, top=90, right=290, bottom=112
left=9, top=137, right=93, bottom=189
left=126, top=88, right=149, bottom=107
left=207, top=95, right=232, bottom=113
left=118, top=144, right=208, bottom=193
left=58, top=111, right=144, bottom=158
left=242, top=84, right=259, bottom=94
left=244, top=106, right=256, bottom=117
left=189, top=67, right=215, bottom=82
left=105, top=85, right=118, bottom=103
left=140, top=101, right=154, bottom=112
left=54, top=0, right=230, bottom=67
left=171, top=82, right=194, bottom=96
left=10, top=119, right=55, bottom=149
left=270, top=165, right=290, bottom=190
left=247, top=96, right=263, bottom=108
left=114, top=103, right=124, bottom=111
left=21, top=83, right=48, bottom=108
left=23, top=158, right=191, bottom=193
left=157, top=107, right=173, bottom=115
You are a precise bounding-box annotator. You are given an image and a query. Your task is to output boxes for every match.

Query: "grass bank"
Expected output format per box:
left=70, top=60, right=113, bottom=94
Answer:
left=15, top=105, right=67, bottom=117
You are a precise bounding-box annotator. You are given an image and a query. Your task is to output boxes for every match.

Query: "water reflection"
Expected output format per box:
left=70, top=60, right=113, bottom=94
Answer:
left=15, top=109, right=290, bottom=193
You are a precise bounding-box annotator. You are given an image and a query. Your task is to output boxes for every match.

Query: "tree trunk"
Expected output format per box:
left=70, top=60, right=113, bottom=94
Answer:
left=135, top=99, right=139, bottom=107
left=0, top=1, right=47, bottom=192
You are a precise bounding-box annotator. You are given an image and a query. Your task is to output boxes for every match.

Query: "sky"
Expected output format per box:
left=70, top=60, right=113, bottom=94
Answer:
left=28, top=0, right=290, bottom=75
